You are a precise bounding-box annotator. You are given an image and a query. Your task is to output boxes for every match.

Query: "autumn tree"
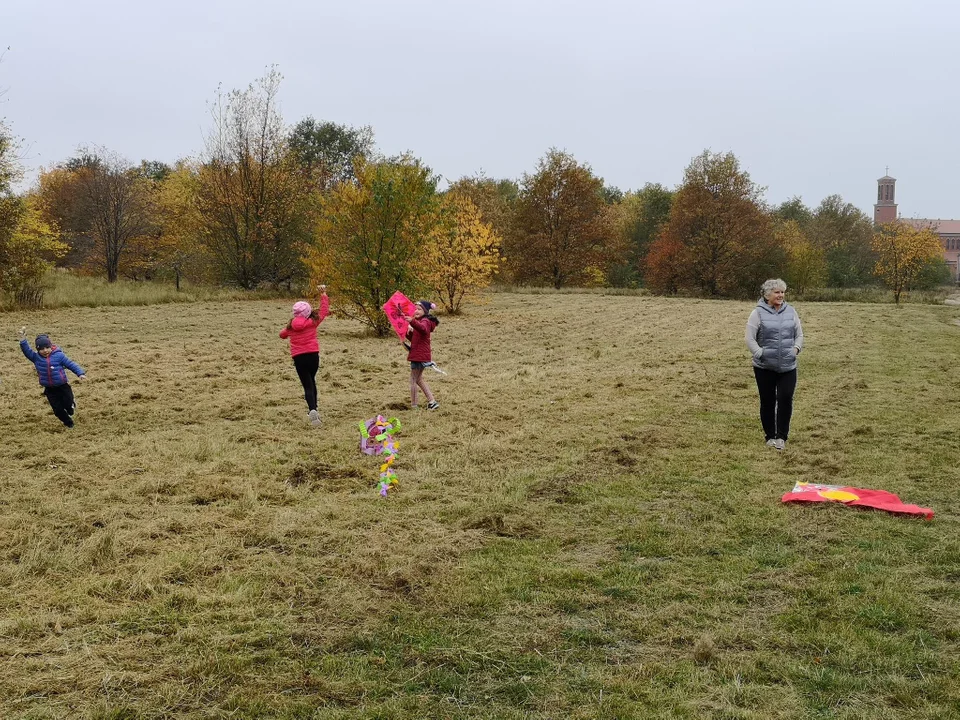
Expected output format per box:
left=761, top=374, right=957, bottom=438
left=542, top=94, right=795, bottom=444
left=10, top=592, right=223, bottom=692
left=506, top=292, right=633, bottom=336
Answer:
left=144, top=161, right=214, bottom=289
left=0, top=120, right=68, bottom=307
left=643, top=234, right=686, bottom=295
left=777, top=219, right=826, bottom=295
left=195, top=68, right=313, bottom=288
left=0, top=117, right=26, bottom=289
left=656, top=150, right=776, bottom=296
left=36, top=149, right=157, bottom=282
left=308, top=156, right=439, bottom=335
left=612, top=183, right=673, bottom=286
left=809, top=195, right=876, bottom=287
left=420, top=192, right=500, bottom=314
left=872, top=221, right=945, bottom=303
left=447, top=173, right=517, bottom=281
left=773, top=196, right=814, bottom=230
left=0, top=195, right=68, bottom=307
left=510, top=149, right=617, bottom=288
left=288, top=117, right=375, bottom=192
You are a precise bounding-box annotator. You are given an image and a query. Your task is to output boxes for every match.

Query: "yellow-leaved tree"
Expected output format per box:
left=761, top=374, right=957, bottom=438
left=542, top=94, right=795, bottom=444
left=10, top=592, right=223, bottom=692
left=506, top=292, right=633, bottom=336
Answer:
left=155, top=162, right=214, bottom=289
left=777, top=219, right=826, bottom=295
left=308, top=156, right=439, bottom=335
left=0, top=196, right=68, bottom=307
left=420, top=192, right=500, bottom=314
left=872, top=222, right=944, bottom=303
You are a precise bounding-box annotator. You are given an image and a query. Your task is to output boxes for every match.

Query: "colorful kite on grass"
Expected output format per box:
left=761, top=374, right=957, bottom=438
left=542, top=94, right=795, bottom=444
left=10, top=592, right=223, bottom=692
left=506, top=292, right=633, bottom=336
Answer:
left=359, top=415, right=401, bottom=497
left=782, top=482, right=933, bottom=520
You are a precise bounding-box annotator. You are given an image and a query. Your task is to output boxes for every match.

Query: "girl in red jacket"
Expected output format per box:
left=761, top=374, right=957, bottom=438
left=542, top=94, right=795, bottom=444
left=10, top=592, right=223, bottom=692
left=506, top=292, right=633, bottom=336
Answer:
left=405, top=300, right=440, bottom=410
left=280, top=286, right=330, bottom=425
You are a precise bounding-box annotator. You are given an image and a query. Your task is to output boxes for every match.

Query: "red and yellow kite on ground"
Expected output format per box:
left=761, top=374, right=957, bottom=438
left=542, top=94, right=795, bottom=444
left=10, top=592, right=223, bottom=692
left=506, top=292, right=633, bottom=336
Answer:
left=782, top=482, right=933, bottom=520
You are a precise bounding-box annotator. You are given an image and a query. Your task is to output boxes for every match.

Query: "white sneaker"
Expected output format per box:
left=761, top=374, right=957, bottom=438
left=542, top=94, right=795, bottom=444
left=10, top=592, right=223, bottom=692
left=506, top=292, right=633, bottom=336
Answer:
left=766, top=439, right=777, bottom=448
left=308, top=409, right=321, bottom=426
left=775, top=439, right=785, bottom=451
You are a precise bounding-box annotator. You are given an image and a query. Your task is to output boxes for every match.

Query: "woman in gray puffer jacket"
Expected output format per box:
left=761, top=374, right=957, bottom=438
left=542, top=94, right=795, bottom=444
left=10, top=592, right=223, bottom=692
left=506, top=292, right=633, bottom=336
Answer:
left=745, top=278, right=804, bottom=450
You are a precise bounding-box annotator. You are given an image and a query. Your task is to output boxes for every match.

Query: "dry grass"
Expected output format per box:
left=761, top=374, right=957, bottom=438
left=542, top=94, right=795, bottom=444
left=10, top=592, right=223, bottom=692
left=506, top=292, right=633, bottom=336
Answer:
left=0, top=294, right=958, bottom=719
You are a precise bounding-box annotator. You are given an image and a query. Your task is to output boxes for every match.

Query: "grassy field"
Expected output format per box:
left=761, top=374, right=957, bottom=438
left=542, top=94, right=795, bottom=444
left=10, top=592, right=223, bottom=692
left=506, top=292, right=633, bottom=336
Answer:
left=0, top=272, right=287, bottom=312
left=0, top=293, right=958, bottom=719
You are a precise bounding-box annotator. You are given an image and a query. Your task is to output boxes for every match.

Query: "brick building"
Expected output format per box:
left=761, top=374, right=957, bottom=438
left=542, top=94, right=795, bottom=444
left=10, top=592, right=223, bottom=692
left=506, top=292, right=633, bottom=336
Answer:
left=873, top=174, right=960, bottom=281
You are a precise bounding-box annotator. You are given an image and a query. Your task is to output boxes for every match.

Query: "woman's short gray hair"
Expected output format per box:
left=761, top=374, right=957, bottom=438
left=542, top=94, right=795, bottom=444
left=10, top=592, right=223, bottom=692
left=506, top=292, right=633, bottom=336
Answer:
left=760, top=278, right=787, bottom=299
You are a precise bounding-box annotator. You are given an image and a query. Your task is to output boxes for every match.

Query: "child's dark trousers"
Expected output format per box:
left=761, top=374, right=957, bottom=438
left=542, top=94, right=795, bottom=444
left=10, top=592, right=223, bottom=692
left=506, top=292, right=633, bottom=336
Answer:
left=44, top=383, right=75, bottom=427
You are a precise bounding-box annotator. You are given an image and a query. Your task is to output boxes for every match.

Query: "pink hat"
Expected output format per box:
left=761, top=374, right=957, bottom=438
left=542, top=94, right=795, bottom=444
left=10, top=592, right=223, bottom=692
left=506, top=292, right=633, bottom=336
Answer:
left=292, top=301, right=312, bottom=318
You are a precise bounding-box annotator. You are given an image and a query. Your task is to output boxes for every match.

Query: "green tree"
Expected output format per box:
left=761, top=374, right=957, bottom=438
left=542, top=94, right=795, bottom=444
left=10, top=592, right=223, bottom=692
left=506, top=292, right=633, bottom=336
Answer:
left=288, top=117, right=374, bottom=192
left=308, top=156, right=439, bottom=335
left=773, top=196, right=813, bottom=230
left=510, top=149, right=617, bottom=289
left=912, top=256, right=952, bottom=290
left=809, top=195, right=876, bottom=287
left=612, top=183, right=674, bottom=286
left=139, top=159, right=172, bottom=182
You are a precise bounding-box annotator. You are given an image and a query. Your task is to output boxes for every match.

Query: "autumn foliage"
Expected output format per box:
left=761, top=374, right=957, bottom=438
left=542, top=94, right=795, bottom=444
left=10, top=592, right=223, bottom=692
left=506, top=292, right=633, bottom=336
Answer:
left=420, top=192, right=500, bottom=314
left=872, top=222, right=945, bottom=303
left=509, top=150, right=620, bottom=289
left=649, top=151, right=776, bottom=297
left=308, top=157, right=439, bottom=335
left=0, top=196, right=68, bottom=307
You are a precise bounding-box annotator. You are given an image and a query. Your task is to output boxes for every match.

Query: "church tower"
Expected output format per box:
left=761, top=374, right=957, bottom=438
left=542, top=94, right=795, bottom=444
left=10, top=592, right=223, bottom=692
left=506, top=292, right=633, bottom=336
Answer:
left=874, top=172, right=897, bottom=224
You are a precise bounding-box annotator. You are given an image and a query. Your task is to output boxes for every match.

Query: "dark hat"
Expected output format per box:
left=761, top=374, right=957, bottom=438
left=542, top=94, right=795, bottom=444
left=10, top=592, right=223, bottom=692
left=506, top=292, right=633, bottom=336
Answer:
left=418, top=300, right=435, bottom=316
left=35, top=334, right=52, bottom=350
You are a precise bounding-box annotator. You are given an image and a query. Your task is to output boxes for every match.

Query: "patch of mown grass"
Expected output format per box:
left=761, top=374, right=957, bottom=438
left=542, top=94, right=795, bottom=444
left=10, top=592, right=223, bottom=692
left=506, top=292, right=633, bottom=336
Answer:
left=0, top=294, right=958, bottom=718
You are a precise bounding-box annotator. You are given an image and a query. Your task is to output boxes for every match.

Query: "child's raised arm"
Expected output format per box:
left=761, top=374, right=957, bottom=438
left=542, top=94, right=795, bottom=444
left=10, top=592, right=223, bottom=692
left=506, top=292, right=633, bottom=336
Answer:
left=317, top=285, right=330, bottom=322
left=17, top=327, right=38, bottom=361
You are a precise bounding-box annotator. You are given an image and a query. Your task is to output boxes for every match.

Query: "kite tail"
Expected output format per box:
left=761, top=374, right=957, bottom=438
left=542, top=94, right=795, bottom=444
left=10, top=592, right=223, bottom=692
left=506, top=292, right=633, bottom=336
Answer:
left=360, top=415, right=402, bottom=497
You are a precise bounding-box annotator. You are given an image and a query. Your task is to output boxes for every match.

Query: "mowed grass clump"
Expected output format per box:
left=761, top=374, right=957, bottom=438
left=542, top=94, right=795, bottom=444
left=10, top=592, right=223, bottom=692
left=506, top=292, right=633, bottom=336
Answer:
left=0, top=294, right=958, bottom=719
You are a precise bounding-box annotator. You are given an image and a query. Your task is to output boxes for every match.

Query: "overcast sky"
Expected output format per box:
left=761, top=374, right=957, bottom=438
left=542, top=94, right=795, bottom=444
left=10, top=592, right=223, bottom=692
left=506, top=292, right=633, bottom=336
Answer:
left=2, top=0, right=957, bottom=218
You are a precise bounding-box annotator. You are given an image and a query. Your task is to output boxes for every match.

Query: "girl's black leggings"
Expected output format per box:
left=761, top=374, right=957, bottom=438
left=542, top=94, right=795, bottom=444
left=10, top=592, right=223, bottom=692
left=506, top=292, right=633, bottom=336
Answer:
left=292, top=352, right=320, bottom=411
left=753, top=367, right=797, bottom=441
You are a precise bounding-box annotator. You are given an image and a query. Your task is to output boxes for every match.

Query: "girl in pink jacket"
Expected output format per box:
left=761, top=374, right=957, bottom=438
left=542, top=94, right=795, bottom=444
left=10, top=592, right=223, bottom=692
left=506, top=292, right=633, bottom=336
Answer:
left=280, top=286, right=330, bottom=425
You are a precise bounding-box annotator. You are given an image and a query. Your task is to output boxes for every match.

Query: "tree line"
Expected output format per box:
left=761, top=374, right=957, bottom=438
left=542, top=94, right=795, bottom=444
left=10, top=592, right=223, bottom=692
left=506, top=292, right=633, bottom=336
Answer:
left=0, top=69, right=950, bottom=325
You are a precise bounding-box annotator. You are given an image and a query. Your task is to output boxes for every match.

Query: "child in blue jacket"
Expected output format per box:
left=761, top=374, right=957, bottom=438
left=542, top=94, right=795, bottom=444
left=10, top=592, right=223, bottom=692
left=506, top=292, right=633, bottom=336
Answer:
left=18, top=326, right=88, bottom=428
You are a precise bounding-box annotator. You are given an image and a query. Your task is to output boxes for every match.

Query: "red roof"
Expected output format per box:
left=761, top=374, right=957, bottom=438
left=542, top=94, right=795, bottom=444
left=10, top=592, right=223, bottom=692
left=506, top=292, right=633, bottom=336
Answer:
left=903, top=219, right=960, bottom=234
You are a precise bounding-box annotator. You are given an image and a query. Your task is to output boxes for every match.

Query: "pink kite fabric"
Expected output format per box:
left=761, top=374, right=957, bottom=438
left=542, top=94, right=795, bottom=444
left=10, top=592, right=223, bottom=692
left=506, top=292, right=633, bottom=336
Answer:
left=782, top=482, right=933, bottom=520
left=382, top=291, right=417, bottom=342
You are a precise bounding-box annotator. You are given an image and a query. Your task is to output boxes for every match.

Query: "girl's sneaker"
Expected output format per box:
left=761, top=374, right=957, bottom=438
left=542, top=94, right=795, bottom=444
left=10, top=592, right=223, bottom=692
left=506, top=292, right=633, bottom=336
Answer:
left=308, top=409, right=321, bottom=426
left=427, top=401, right=440, bottom=410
